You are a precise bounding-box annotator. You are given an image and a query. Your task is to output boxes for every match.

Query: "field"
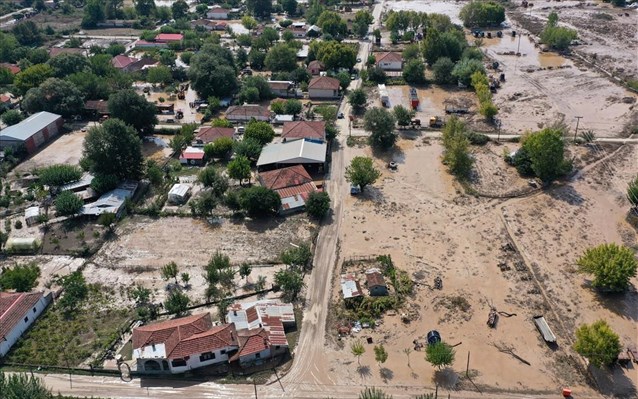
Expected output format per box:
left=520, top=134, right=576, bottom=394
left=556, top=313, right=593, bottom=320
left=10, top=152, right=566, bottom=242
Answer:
left=325, top=138, right=637, bottom=397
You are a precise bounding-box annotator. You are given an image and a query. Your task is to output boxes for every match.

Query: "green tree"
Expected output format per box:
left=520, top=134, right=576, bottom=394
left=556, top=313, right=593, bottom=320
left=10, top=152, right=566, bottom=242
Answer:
left=55, top=191, right=83, bottom=216
left=403, top=59, right=426, bottom=84
left=374, top=344, right=388, bottom=366
left=393, top=105, right=415, bottom=128
left=521, top=128, right=568, bottom=183
left=540, top=12, right=577, bottom=51
left=82, top=119, right=144, bottom=180
left=242, top=16, right=258, bottom=31
left=305, top=0, right=325, bottom=25
left=56, top=271, right=88, bottom=315
left=367, top=66, right=387, bottom=84
left=189, top=44, right=238, bottom=99
left=12, top=21, right=42, bottom=46
left=239, top=263, right=252, bottom=280
left=47, top=53, right=89, bottom=78
left=227, top=156, right=251, bottom=185
left=305, top=191, right=330, bottom=219
left=351, top=340, right=365, bottom=365
left=1, top=110, right=24, bottom=126
left=82, top=0, right=106, bottom=28
left=336, top=71, right=351, bottom=92
left=274, top=268, right=304, bottom=301
left=452, top=58, right=485, bottom=86
left=577, top=243, right=637, bottom=292
left=0, top=263, right=40, bottom=292
left=348, top=89, right=367, bottom=112
left=359, top=387, right=393, bottom=399
left=265, top=43, right=298, bottom=72
left=37, top=164, right=82, bottom=187
left=0, top=372, right=52, bottom=399
left=22, top=78, right=83, bottom=118
left=285, top=99, right=303, bottom=116
left=190, top=190, right=218, bottom=217
left=317, top=11, right=347, bottom=38
left=345, top=156, right=381, bottom=192
left=311, top=40, right=357, bottom=71
left=281, top=244, right=312, bottom=269
left=245, top=120, right=275, bottom=145
left=199, top=166, right=229, bottom=197
left=234, top=138, right=263, bottom=161
left=14, top=64, right=53, bottom=95
left=425, top=342, right=455, bottom=369
left=239, top=186, right=281, bottom=217
left=364, top=108, right=397, bottom=149
left=97, top=212, right=117, bottom=233
left=161, top=261, right=179, bottom=284
left=573, top=320, right=621, bottom=368
left=459, top=1, right=506, bottom=28
left=171, top=0, right=189, bottom=20
left=353, top=10, right=373, bottom=38
left=164, top=290, right=190, bottom=315
left=135, top=0, right=156, bottom=16
left=282, top=0, right=298, bottom=15
left=432, top=57, right=455, bottom=85
left=402, top=44, right=421, bottom=61
left=108, top=89, right=158, bottom=135
left=627, top=176, right=638, bottom=212
left=204, top=137, right=234, bottom=160
left=247, top=0, right=272, bottom=18
left=147, top=65, right=173, bottom=85
left=249, top=49, right=266, bottom=70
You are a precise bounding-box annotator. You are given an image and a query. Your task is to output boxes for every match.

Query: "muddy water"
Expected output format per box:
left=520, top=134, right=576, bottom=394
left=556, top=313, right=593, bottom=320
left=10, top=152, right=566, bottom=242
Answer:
left=387, top=0, right=463, bottom=24
left=480, top=33, right=570, bottom=69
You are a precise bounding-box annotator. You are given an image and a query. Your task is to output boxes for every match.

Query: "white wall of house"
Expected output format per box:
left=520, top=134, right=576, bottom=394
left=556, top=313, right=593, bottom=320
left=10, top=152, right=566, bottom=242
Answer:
left=308, top=88, right=339, bottom=99
left=377, top=61, right=403, bottom=70
left=137, top=345, right=236, bottom=374
left=239, top=348, right=272, bottom=366
left=0, top=294, right=51, bottom=357
left=207, top=12, right=229, bottom=19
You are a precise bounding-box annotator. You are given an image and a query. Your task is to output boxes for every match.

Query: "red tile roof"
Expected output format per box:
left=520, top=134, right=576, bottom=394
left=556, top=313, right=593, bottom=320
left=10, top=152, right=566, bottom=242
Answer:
left=246, top=306, right=259, bottom=324
left=375, top=52, right=403, bottom=64
left=0, top=95, right=10, bottom=103
left=111, top=55, right=137, bottom=69
left=0, top=63, right=20, bottom=74
left=84, top=100, right=109, bottom=114
left=226, top=105, right=270, bottom=119
left=155, top=33, right=184, bottom=42
left=258, top=165, right=312, bottom=190
left=0, top=292, right=45, bottom=340
left=196, top=127, right=234, bottom=144
left=282, top=121, right=326, bottom=141
left=308, top=76, right=339, bottom=90
left=235, top=328, right=269, bottom=358
left=180, top=147, right=205, bottom=160
left=307, top=60, right=324, bottom=71
left=132, top=313, right=238, bottom=359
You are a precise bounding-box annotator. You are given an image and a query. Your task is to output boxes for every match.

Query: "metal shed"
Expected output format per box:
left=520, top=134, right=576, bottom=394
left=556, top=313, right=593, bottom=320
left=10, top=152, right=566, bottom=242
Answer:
left=533, top=316, right=557, bottom=343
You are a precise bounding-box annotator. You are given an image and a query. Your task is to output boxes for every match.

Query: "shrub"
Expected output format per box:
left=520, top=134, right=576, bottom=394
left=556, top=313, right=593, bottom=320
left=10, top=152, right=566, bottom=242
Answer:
left=0, top=263, right=40, bottom=292
left=54, top=190, right=83, bottom=216
left=573, top=320, right=621, bottom=368
left=540, top=12, right=577, bottom=51
left=37, top=164, right=82, bottom=187
left=305, top=191, right=330, bottom=219
left=577, top=243, right=637, bottom=292
left=238, top=186, right=280, bottom=217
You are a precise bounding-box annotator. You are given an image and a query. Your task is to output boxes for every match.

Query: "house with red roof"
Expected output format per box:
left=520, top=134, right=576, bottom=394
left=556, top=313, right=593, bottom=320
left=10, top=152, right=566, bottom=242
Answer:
left=0, top=63, right=21, bottom=75
left=308, top=76, right=340, bottom=99
left=374, top=52, right=403, bottom=71
left=207, top=7, right=230, bottom=20
left=194, top=126, right=235, bottom=145
left=155, top=33, right=184, bottom=43
left=281, top=121, right=326, bottom=142
left=306, top=60, right=324, bottom=76
left=111, top=55, right=157, bottom=72
left=179, top=146, right=206, bottom=165
left=132, top=313, right=239, bottom=374
left=0, top=292, right=52, bottom=357
left=226, top=301, right=295, bottom=367
left=258, top=165, right=317, bottom=214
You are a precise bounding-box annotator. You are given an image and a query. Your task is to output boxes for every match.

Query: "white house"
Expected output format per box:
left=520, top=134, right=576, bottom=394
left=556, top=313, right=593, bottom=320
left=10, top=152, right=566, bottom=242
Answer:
left=307, top=76, right=340, bottom=99
left=207, top=7, right=230, bottom=20
left=0, top=292, right=52, bottom=357
left=374, top=52, right=403, bottom=71
left=132, top=313, right=239, bottom=374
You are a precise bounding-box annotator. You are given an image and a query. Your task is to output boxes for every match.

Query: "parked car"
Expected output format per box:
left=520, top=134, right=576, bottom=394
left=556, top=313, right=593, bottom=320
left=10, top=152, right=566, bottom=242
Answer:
left=350, top=184, right=361, bottom=195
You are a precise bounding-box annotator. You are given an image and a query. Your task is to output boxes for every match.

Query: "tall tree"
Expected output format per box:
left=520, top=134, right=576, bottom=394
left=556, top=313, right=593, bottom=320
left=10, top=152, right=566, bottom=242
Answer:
left=345, top=156, right=381, bottom=192
left=22, top=78, right=83, bottom=118
left=393, top=105, right=415, bottom=128
left=108, top=89, right=158, bottom=135
left=577, top=243, right=637, bottom=292
left=82, top=0, right=106, bottom=28
left=317, top=11, right=347, bottom=37
left=47, top=53, right=89, bottom=77
left=364, top=107, right=397, bottom=149
left=189, top=44, right=237, bottom=99
left=171, top=0, right=189, bottom=20
left=246, top=0, right=272, bottom=18
left=82, top=118, right=144, bottom=180
left=265, top=43, right=298, bottom=72
left=521, top=128, right=569, bottom=183
left=135, top=0, right=156, bottom=17
left=239, top=186, right=281, bottom=217
left=573, top=320, right=621, bottom=368
left=11, top=21, right=42, bottom=46
left=227, top=156, right=251, bottom=185
left=14, top=64, right=53, bottom=95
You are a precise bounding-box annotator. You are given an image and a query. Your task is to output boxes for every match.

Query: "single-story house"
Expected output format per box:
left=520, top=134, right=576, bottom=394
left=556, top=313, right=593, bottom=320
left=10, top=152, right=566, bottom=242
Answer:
left=306, top=25, right=321, bottom=37
left=82, top=181, right=138, bottom=217
left=287, top=26, right=306, bottom=38
left=195, top=126, right=235, bottom=145
left=256, top=139, right=327, bottom=171
left=365, top=268, right=388, bottom=296
left=307, top=60, right=325, bottom=76
left=340, top=273, right=363, bottom=300
left=155, top=33, right=184, bottom=43
left=0, top=94, right=14, bottom=110
left=225, top=105, right=270, bottom=123
left=134, top=40, right=167, bottom=49
left=24, top=206, right=40, bottom=226
left=281, top=121, right=325, bottom=142
left=0, top=63, right=20, bottom=74
left=226, top=301, right=295, bottom=367
left=258, top=165, right=317, bottom=214
left=168, top=183, right=191, bottom=205
left=179, top=146, right=206, bottom=165
left=272, top=114, right=294, bottom=125
left=207, top=7, right=230, bottom=19
left=374, top=52, right=403, bottom=71
left=268, top=81, right=295, bottom=98
left=0, top=291, right=52, bottom=357
left=133, top=313, right=239, bottom=374
left=0, top=111, right=63, bottom=154
left=84, top=100, right=109, bottom=116
left=308, top=76, right=340, bottom=99
left=191, top=19, right=227, bottom=31
left=111, top=55, right=157, bottom=72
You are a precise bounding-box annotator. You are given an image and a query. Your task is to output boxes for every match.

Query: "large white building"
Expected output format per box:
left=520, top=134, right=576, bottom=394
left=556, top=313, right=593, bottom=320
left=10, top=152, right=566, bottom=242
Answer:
left=0, top=291, right=52, bottom=357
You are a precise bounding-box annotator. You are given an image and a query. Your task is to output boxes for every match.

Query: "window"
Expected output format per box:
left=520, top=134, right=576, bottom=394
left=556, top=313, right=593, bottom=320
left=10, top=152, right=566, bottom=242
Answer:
left=274, top=346, right=280, bottom=350
left=24, top=316, right=29, bottom=323
left=171, top=359, right=187, bottom=368
left=220, top=350, right=226, bottom=355
left=255, top=353, right=261, bottom=359
left=33, top=307, right=37, bottom=313
left=199, top=352, right=215, bottom=362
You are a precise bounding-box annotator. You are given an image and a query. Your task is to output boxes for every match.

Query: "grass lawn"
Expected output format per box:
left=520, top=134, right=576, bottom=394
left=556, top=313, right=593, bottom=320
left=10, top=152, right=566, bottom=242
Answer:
left=6, top=285, right=133, bottom=367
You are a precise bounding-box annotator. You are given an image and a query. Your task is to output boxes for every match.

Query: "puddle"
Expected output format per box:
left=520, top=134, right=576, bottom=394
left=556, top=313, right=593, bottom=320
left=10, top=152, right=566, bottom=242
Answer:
left=387, top=0, right=463, bottom=25
left=480, top=32, right=570, bottom=69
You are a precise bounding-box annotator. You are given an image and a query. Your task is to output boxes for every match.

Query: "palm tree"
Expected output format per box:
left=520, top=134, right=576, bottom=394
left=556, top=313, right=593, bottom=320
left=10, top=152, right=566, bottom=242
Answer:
left=351, top=340, right=365, bottom=365
left=403, top=347, right=412, bottom=367
left=359, top=387, right=392, bottom=399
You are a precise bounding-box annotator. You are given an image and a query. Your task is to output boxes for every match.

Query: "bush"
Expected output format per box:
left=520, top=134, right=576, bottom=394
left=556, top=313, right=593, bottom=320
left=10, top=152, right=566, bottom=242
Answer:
left=540, top=12, right=577, bottom=51
left=425, top=342, right=456, bottom=369
left=54, top=190, right=83, bottom=216
left=0, top=263, right=40, bottom=292
left=521, top=128, right=569, bottom=183
left=577, top=243, right=637, bottom=292
left=573, top=320, right=621, bottom=368
left=467, top=131, right=489, bottom=145
left=367, top=67, right=387, bottom=84
left=459, top=1, right=505, bottom=28
left=305, top=191, right=330, bottom=219
left=37, top=164, right=82, bottom=187
left=1, top=109, right=24, bottom=126
left=239, top=186, right=280, bottom=217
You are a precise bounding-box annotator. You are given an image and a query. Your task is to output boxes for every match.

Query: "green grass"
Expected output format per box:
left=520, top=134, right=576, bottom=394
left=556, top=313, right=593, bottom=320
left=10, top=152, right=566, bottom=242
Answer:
left=6, top=286, right=133, bottom=367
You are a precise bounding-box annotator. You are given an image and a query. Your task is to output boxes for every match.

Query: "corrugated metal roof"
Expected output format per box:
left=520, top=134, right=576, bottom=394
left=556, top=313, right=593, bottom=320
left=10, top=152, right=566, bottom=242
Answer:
left=0, top=112, right=61, bottom=141
left=341, top=274, right=362, bottom=299
left=533, top=316, right=556, bottom=343
left=257, top=139, right=326, bottom=167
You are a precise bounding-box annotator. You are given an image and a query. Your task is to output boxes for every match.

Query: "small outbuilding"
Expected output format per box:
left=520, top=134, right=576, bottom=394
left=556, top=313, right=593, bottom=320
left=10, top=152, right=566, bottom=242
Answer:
left=24, top=206, right=40, bottom=226
left=5, top=237, right=40, bottom=254
left=168, top=184, right=191, bottom=205
left=179, top=146, right=206, bottom=165
left=340, top=273, right=363, bottom=300
left=365, top=268, right=388, bottom=296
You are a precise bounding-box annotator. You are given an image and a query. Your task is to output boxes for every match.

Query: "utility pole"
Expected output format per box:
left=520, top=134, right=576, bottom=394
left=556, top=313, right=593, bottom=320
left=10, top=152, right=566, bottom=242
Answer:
left=573, top=116, right=583, bottom=142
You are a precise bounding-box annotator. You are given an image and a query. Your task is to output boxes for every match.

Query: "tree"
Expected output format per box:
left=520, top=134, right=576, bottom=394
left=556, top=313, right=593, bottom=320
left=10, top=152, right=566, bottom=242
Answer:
left=199, top=166, right=229, bottom=197
left=37, top=164, right=82, bottom=187
left=189, top=44, right=238, bottom=99
left=452, top=58, right=485, bottom=86
left=540, top=12, right=577, bottom=51
left=442, top=130, right=473, bottom=179
left=246, top=0, right=272, bottom=18
left=364, top=108, right=397, bottom=149
left=432, top=57, right=456, bottom=85
left=12, top=21, right=42, bottom=46
left=359, top=387, right=393, bottom=399
left=82, top=0, right=106, bottom=27
left=239, top=263, right=252, bottom=280
left=627, top=176, right=638, bottom=212
left=351, top=340, right=365, bottom=365
left=227, top=156, right=251, bottom=185
left=281, top=244, right=312, bottom=268
left=22, top=78, right=83, bottom=118
left=1, top=110, right=24, bottom=126
left=367, top=67, right=387, bottom=84
left=422, top=30, right=465, bottom=66
left=336, top=71, right=351, bottom=92
left=245, top=120, right=275, bottom=145
left=83, top=119, right=144, bottom=180
left=573, top=320, right=621, bottom=368
left=147, top=65, right=173, bottom=85
left=204, top=137, right=234, bottom=160
left=249, top=49, right=266, bottom=70
left=346, top=156, right=381, bottom=192
left=353, top=10, right=373, bottom=38
left=47, top=53, right=89, bottom=78
left=234, top=138, right=263, bottom=161
left=265, top=44, right=298, bottom=72
left=393, top=105, right=415, bottom=128
left=190, top=190, right=218, bottom=217
left=55, top=191, right=83, bottom=216
left=282, top=0, right=297, bottom=15
left=306, top=191, right=330, bottom=219
left=459, top=1, right=505, bottom=28
left=56, top=271, right=88, bottom=315
left=274, top=269, right=304, bottom=301
left=161, top=261, right=179, bottom=284
left=285, top=99, right=303, bottom=116
left=425, top=342, right=455, bottom=369
left=14, top=64, right=53, bottom=95
left=164, top=290, right=190, bottom=315
left=521, top=128, right=568, bottom=183
left=135, top=0, right=156, bottom=16
left=403, top=59, right=426, bottom=84
left=239, top=186, right=281, bottom=217
left=0, top=372, right=53, bottom=399
left=374, top=344, right=388, bottom=366
left=311, top=41, right=357, bottom=71
left=577, top=243, right=637, bottom=292
left=97, top=212, right=117, bottom=233
left=108, top=89, right=157, bottom=135
left=0, top=263, right=40, bottom=292
left=90, top=174, right=119, bottom=195
left=402, top=44, right=421, bottom=61
left=317, top=11, right=347, bottom=38
left=242, top=15, right=258, bottom=31
left=171, top=0, right=189, bottom=20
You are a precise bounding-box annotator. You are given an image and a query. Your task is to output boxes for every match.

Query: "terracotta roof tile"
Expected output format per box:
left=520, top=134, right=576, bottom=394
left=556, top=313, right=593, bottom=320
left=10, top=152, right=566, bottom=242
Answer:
left=196, top=127, right=234, bottom=144
left=0, top=292, right=45, bottom=340
left=308, top=76, right=339, bottom=90
left=281, top=121, right=325, bottom=141
left=258, top=165, right=313, bottom=190
left=374, top=52, right=403, bottom=63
